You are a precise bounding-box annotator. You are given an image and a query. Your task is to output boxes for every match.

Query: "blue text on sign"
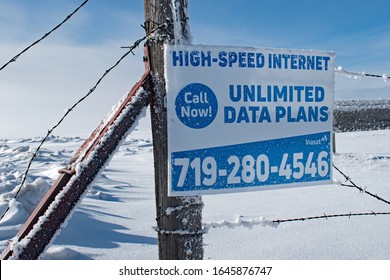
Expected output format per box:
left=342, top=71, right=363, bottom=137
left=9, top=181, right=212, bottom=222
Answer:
left=171, top=50, right=331, bottom=71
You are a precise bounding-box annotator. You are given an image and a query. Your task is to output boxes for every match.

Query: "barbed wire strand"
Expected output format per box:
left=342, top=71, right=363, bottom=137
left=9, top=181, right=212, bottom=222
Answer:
left=203, top=211, right=390, bottom=231
left=335, top=67, right=389, bottom=81
left=273, top=211, right=390, bottom=224
left=0, top=22, right=168, bottom=221
left=0, top=0, right=89, bottom=72
left=333, top=164, right=390, bottom=206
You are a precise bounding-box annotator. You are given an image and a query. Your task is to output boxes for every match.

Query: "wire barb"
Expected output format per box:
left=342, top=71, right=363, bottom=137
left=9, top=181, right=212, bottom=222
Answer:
left=0, top=0, right=90, bottom=72
left=272, top=211, right=390, bottom=224
left=333, top=164, right=390, bottom=206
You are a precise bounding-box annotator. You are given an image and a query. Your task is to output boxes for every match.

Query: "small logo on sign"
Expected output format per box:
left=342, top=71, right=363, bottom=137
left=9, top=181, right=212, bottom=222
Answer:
left=305, top=134, right=328, bottom=146
left=175, top=83, right=218, bottom=129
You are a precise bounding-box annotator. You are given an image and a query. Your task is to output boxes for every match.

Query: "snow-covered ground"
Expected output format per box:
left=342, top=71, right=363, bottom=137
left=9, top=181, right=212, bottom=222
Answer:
left=1, top=110, right=390, bottom=260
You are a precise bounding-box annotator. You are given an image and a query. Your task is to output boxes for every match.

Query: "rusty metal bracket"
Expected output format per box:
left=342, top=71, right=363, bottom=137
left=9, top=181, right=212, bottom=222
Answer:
left=1, top=45, right=152, bottom=260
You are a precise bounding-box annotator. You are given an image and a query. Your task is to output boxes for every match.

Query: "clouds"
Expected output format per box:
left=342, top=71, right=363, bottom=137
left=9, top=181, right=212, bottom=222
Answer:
left=0, top=2, right=27, bottom=41
left=0, top=40, right=145, bottom=138
left=0, top=1, right=149, bottom=138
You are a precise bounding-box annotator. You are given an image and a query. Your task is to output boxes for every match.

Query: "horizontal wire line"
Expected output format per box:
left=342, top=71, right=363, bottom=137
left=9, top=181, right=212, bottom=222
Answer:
left=335, top=67, right=389, bottom=80
left=273, top=211, right=390, bottom=224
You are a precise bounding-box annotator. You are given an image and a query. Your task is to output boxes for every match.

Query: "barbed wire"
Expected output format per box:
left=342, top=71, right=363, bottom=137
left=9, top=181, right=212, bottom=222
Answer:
left=273, top=211, right=390, bottom=224
left=203, top=211, right=390, bottom=231
left=268, top=164, right=390, bottom=225
left=0, top=22, right=169, bottom=222
left=0, top=0, right=89, bottom=72
left=333, top=164, right=390, bottom=206
left=335, top=66, right=389, bottom=82
left=204, top=163, right=390, bottom=229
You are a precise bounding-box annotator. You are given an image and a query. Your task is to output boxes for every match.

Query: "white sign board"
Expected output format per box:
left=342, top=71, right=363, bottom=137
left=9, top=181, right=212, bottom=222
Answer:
left=165, top=44, right=335, bottom=196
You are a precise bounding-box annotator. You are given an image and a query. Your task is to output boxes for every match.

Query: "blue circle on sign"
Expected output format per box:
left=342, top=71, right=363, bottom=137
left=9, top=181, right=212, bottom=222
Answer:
left=175, top=83, right=218, bottom=129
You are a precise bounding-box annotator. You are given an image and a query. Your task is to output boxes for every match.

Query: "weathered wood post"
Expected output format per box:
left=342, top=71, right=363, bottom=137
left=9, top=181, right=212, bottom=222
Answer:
left=144, top=0, right=203, bottom=259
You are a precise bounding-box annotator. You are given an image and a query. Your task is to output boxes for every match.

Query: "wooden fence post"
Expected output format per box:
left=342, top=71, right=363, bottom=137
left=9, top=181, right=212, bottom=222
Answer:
left=144, top=0, right=203, bottom=260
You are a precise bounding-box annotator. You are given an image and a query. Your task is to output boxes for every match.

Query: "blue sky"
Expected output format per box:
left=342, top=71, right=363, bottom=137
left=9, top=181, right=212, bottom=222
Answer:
left=1, top=0, right=390, bottom=138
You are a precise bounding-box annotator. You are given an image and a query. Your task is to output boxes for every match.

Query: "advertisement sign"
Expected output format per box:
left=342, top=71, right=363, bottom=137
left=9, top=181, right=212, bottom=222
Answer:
left=165, top=45, right=335, bottom=196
